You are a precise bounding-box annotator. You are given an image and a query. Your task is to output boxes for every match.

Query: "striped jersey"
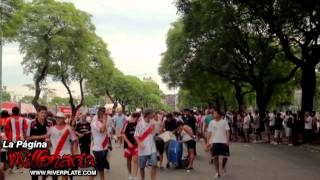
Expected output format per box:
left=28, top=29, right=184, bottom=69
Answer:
left=4, top=116, right=28, bottom=142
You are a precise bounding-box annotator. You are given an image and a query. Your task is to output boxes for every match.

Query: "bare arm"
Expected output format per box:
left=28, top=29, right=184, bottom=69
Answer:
left=71, top=140, right=79, bottom=155
left=27, top=134, right=48, bottom=141
left=207, top=132, right=212, bottom=146
left=226, top=130, right=230, bottom=145
left=183, top=125, right=194, bottom=138
left=134, top=136, right=144, bottom=149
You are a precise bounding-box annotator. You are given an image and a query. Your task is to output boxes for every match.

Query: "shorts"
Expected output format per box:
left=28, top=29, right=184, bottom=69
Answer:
left=270, top=125, right=275, bottom=133
left=138, top=153, right=157, bottom=169
left=93, top=150, right=109, bottom=171
left=274, top=130, right=283, bottom=138
left=211, top=143, right=230, bottom=157
left=155, top=136, right=165, bottom=155
left=285, top=128, right=292, bottom=137
left=186, top=140, right=196, bottom=149
left=264, top=124, right=270, bottom=133
left=0, top=151, right=7, bottom=163
left=124, top=146, right=138, bottom=158
left=116, top=128, right=122, bottom=137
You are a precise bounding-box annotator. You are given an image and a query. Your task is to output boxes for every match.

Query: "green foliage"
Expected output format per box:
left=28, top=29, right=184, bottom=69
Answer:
left=233, top=0, right=320, bottom=111
left=0, top=0, right=25, bottom=41
left=159, top=0, right=300, bottom=113
left=20, top=95, right=45, bottom=104
left=49, top=96, right=69, bottom=106
left=1, top=90, right=11, bottom=102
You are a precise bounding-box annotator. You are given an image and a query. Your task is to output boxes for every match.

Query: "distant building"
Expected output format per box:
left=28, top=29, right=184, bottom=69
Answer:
left=164, top=94, right=178, bottom=111
left=143, top=77, right=155, bottom=83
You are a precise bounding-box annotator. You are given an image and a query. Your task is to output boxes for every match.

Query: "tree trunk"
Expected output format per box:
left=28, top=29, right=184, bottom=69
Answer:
left=32, top=81, right=41, bottom=110
left=234, top=83, right=246, bottom=113
left=256, top=90, right=267, bottom=121
left=32, top=63, right=49, bottom=110
left=106, top=90, right=114, bottom=104
left=255, top=84, right=274, bottom=121
left=301, top=64, right=316, bottom=112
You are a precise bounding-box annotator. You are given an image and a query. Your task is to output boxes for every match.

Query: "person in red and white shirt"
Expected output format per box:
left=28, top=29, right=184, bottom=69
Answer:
left=4, top=107, right=28, bottom=143
left=46, top=112, right=78, bottom=180
left=134, top=109, right=157, bottom=180
left=3, top=107, right=30, bottom=174
left=90, top=107, right=109, bottom=180
left=47, top=112, right=78, bottom=156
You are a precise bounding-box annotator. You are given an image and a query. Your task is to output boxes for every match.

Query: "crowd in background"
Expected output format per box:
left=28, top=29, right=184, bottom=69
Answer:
left=0, top=105, right=319, bottom=180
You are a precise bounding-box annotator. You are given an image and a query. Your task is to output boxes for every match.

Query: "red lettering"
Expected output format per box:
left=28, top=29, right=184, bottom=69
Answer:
left=7, top=149, right=95, bottom=169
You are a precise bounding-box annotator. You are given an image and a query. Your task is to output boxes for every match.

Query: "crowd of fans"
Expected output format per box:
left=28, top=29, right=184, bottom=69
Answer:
left=0, top=105, right=319, bottom=180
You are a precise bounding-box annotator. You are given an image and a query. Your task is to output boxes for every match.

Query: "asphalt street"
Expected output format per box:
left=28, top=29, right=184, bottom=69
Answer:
left=6, top=141, right=320, bottom=180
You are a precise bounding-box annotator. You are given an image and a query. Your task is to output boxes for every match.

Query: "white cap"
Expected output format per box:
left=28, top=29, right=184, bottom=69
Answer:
left=55, top=112, right=66, bottom=118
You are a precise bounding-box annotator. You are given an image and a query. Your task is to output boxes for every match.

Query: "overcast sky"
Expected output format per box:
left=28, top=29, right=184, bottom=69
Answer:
left=2, top=0, right=179, bottom=98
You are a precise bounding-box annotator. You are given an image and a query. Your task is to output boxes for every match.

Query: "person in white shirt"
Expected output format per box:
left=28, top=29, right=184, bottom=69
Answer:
left=90, top=107, right=109, bottom=180
left=304, top=112, right=313, bottom=144
left=134, top=109, right=157, bottom=180
left=151, top=113, right=165, bottom=168
left=269, top=111, right=276, bottom=136
left=243, top=113, right=251, bottom=143
left=46, top=112, right=78, bottom=180
left=253, top=111, right=261, bottom=142
left=207, top=108, right=230, bottom=178
left=177, top=121, right=196, bottom=170
left=284, top=111, right=293, bottom=146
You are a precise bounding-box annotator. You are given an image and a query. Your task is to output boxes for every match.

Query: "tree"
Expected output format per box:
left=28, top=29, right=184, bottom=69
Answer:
left=84, top=94, right=104, bottom=107
left=20, top=95, right=45, bottom=104
left=167, top=0, right=299, bottom=118
left=1, top=89, right=11, bottom=102
left=234, top=0, right=320, bottom=111
left=50, top=96, right=69, bottom=106
left=17, top=0, right=88, bottom=109
left=0, top=0, right=25, bottom=40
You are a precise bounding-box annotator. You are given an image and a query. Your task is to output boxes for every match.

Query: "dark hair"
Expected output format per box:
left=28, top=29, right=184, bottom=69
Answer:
left=177, top=121, right=184, bottom=127
left=0, top=110, right=10, bottom=118
left=131, top=112, right=141, bottom=118
left=97, top=107, right=106, bottom=118
left=166, top=113, right=173, bottom=120
left=37, top=105, right=48, bottom=112
left=143, top=109, right=154, bottom=117
left=98, top=107, right=106, bottom=113
left=47, top=111, right=53, bottom=117
left=213, top=107, right=222, bottom=116
left=12, top=107, right=20, bottom=116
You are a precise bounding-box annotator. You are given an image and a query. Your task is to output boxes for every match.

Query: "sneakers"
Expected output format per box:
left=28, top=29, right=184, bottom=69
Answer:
left=221, top=168, right=227, bottom=177
left=214, top=173, right=221, bottom=178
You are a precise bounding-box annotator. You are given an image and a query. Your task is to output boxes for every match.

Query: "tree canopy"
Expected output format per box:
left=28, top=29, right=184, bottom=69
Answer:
left=160, top=0, right=300, bottom=114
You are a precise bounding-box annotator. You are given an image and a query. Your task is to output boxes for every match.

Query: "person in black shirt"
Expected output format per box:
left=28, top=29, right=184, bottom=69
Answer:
left=274, top=113, right=284, bottom=144
left=75, top=113, right=91, bottom=155
left=184, top=109, right=197, bottom=156
left=27, top=106, right=54, bottom=180
left=164, top=113, right=177, bottom=132
left=122, top=112, right=140, bottom=180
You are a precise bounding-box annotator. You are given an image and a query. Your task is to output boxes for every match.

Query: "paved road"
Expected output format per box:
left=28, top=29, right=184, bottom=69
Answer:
left=6, top=142, right=320, bottom=180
